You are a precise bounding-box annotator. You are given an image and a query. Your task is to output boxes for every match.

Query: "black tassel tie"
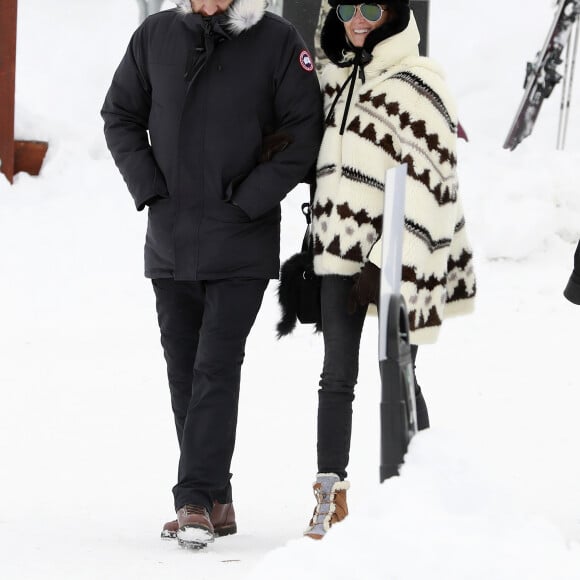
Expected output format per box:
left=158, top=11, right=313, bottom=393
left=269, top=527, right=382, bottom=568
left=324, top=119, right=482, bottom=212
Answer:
left=324, top=48, right=371, bottom=135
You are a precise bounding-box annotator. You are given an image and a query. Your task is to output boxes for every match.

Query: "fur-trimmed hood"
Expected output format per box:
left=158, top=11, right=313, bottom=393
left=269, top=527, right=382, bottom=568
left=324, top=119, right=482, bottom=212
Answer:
left=172, top=0, right=266, bottom=35
left=322, top=0, right=411, bottom=66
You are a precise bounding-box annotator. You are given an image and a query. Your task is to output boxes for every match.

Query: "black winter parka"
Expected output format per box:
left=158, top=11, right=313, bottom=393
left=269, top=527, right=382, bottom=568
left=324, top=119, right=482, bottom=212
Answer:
left=101, top=0, right=322, bottom=280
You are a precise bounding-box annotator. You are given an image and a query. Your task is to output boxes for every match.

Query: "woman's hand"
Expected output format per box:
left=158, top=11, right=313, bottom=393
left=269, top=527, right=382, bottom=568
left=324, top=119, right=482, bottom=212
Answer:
left=347, top=262, right=381, bottom=313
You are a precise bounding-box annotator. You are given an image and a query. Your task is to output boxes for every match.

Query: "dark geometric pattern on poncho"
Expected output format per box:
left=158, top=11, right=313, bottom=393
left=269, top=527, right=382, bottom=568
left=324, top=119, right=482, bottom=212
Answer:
left=336, top=202, right=383, bottom=232
left=402, top=265, right=444, bottom=292
left=446, top=250, right=477, bottom=302
left=313, top=199, right=334, bottom=219
left=344, top=110, right=457, bottom=206
left=408, top=305, right=442, bottom=332
left=341, top=165, right=385, bottom=193
left=390, top=71, right=457, bottom=134
left=401, top=154, right=457, bottom=206
left=403, top=268, right=442, bottom=332
left=316, top=231, right=365, bottom=264
left=346, top=116, right=399, bottom=158
left=324, top=82, right=341, bottom=99
left=448, top=249, right=473, bottom=272
left=401, top=265, right=447, bottom=330
left=404, top=219, right=452, bottom=253
left=358, top=90, right=457, bottom=168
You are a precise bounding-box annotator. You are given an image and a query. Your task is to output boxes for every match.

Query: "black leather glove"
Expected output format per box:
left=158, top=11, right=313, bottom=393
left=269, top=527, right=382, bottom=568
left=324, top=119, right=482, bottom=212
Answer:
left=347, top=262, right=381, bottom=314
left=260, top=132, right=294, bottom=163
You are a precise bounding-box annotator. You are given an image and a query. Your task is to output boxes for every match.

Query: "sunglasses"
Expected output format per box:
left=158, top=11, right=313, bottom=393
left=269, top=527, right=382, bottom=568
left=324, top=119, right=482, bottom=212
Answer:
left=336, top=4, right=386, bottom=23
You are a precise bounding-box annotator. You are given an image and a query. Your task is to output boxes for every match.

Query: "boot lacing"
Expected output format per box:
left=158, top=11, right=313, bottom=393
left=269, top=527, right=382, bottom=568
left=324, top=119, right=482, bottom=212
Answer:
left=184, top=505, right=207, bottom=516
left=312, top=487, right=335, bottom=523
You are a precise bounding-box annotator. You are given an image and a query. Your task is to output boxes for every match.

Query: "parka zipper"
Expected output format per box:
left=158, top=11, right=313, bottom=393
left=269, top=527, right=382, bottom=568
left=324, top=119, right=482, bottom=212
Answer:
left=184, top=17, right=214, bottom=94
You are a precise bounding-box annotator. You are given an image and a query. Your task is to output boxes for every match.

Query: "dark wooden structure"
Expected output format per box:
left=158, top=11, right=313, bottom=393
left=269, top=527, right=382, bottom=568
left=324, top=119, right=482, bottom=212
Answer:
left=283, top=1, right=319, bottom=54
left=0, top=0, right=48, bottom=184
left=410, top=0, right=430, bottom=56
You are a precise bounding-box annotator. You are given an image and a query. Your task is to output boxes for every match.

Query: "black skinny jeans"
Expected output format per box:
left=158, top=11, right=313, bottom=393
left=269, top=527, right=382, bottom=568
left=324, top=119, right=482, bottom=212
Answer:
left=317, top=275, right=429, bottom=480
left=152, top=278, right=268, bottom=512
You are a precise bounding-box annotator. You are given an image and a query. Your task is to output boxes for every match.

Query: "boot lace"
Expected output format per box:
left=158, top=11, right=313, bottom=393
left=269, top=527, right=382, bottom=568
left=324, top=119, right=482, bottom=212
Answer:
left=183, top=504, right=207, bottom=516
left=312, top=488, right=335, bottom=521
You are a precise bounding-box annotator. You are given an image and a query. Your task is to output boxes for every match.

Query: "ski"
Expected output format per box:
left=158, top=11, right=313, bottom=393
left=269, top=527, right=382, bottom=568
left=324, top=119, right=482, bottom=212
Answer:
left=504, top=0, right=580, bottom=151
left=378, top=164, right=418, bottom=482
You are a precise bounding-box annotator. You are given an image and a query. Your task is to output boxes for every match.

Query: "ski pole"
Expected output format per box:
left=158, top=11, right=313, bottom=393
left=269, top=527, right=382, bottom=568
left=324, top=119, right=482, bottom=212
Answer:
left=557, top=14, right=579, bottom=149
left=557, top=20, right=573, bottom=148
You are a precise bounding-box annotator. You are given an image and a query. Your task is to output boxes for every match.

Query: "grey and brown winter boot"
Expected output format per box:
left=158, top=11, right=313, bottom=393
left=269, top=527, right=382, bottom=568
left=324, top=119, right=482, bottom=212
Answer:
left=304, top=473, right=350, bottom=540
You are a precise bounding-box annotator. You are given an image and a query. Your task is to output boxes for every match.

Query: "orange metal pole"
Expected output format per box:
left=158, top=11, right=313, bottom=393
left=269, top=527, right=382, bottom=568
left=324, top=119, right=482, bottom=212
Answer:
left=0, top=0, right=17, bottom=183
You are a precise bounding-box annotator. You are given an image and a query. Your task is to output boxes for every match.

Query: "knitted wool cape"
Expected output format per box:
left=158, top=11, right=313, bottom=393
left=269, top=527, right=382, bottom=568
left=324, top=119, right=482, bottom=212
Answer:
left=312, top=14, right=476, bottom=345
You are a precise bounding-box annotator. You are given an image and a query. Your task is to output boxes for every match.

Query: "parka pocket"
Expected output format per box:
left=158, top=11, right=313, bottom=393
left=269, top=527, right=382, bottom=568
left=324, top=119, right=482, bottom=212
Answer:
left=218, top=200, right=251, bottom=224
left=145, top=196, right=175, bottom=269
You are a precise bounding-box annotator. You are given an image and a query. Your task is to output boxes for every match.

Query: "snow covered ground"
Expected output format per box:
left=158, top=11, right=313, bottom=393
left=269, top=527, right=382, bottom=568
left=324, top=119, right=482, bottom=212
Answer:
left=1, top=1, right=580, bottom=578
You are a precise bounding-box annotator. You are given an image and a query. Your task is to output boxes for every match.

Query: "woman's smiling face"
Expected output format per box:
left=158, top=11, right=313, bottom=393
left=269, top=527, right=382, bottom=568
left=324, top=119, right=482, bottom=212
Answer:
left=342, top=5, right=390, bottom=48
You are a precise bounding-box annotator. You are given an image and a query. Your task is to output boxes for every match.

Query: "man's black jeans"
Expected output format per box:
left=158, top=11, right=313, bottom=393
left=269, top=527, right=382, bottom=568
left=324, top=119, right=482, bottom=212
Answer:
left=152, top=278, right=268, bottom=512
left=317, top=275, right=429, bottom=480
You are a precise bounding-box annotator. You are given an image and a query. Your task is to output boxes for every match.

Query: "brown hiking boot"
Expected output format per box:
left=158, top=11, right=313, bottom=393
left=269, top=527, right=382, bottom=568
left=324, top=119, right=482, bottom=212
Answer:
left=161, top=518, right=179, bottom=540
left=176, top=505, right=214, bottom=549
left=210, top=501, right=237, bottom=537
left=304, top=473, right=349, bottom=540
left=161, top=501, right=237, bottom=540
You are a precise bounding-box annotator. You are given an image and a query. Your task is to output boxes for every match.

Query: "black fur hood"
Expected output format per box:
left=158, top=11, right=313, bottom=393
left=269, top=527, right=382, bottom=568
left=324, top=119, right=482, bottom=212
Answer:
left=322, top=0, right=411, bottom=66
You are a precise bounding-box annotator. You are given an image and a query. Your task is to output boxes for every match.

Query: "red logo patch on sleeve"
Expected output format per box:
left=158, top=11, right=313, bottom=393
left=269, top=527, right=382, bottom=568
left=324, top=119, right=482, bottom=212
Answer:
left=299, top=50, right=314, bottom=72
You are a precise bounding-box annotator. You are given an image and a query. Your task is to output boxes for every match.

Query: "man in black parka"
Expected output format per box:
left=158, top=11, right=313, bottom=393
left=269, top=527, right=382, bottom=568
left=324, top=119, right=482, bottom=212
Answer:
left=102, top=0, right=322, bottom=549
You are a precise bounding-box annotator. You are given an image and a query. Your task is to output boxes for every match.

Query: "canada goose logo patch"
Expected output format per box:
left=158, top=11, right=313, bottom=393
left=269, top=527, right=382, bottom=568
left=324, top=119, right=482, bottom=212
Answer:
left=299, top=50, right=314, bottom=72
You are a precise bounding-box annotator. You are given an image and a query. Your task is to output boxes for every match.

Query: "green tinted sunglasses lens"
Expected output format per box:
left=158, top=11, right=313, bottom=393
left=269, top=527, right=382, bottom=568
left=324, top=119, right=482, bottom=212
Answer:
left=337, top=5, right=356, bottom=22
left=360, top=4, right=382, bottom=22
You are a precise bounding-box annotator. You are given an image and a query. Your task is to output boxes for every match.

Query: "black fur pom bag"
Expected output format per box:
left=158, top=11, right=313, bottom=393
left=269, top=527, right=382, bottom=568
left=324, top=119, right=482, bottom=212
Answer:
left=276, top=203, right=322, bottom=337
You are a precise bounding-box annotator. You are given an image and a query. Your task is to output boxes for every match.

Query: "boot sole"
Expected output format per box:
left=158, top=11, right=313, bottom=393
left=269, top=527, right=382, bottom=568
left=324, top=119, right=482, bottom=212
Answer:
left=214, top=524, right=237, bottom=538
left=177, top=525, right=214, bottom=549
left=162, top=524, right=237, bottom=540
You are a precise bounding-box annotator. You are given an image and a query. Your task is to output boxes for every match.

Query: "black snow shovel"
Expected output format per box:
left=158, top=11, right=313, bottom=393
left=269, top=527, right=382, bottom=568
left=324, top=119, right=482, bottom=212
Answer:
left=378, top=164, right=418, bottom=482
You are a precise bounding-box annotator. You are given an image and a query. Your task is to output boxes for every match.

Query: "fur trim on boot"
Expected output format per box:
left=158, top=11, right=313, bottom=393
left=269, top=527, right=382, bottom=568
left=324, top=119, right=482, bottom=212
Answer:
left=304, top=473, right=350, bottom=540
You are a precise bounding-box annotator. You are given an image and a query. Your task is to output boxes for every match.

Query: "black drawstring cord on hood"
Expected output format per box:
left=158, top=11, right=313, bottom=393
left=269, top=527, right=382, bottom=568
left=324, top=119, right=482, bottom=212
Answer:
left=325, top=48, right=371, bottom=135
left=325, top=70, right=355, bottom=129
left=339, top=50, right=361, bottom=135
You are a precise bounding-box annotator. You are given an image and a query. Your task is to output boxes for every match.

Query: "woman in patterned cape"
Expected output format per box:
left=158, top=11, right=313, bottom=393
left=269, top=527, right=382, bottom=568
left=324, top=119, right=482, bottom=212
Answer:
left=304, top=1, right=477, bottom=539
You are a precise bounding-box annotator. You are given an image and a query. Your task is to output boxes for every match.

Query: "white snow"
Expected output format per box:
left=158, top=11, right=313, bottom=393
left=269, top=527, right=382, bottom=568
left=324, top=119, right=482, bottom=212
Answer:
left=1, top=0, right=580, bottom=578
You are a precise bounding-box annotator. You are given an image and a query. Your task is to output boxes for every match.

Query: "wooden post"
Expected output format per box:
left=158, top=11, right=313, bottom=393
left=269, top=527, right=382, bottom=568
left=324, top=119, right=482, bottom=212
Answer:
left=0, top=0, right=17, bottom=182
left=0, top=0, right=48, bottom=184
